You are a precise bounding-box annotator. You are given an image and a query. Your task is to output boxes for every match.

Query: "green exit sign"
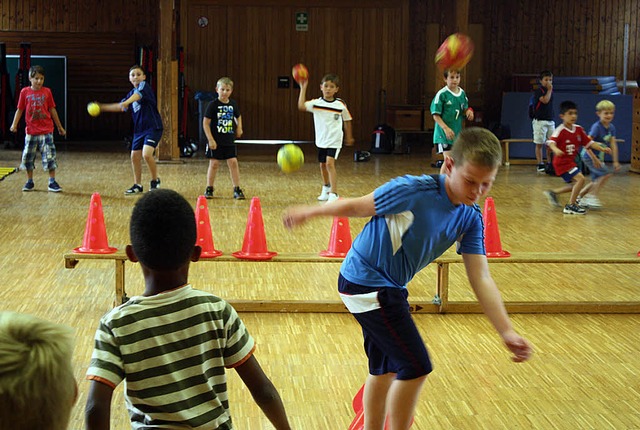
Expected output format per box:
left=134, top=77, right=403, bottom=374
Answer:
left=295, top=12, right=308, bottom=31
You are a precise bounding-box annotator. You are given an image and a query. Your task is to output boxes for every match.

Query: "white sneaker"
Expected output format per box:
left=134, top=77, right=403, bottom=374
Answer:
left=327, top=192, right=339, bottom=203
left=584, top=194, right=602, bottom=208
left=317, top=185, right=331, bottom=201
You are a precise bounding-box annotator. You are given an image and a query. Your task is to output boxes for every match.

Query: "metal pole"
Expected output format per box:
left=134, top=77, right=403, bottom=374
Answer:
left=623, top=23, right=629, bottom=95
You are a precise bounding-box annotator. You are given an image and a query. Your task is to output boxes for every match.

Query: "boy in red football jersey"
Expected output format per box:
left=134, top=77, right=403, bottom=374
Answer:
left=10, top=65, right=66, bottom=192
left=543, top=100, right=610, bottom=215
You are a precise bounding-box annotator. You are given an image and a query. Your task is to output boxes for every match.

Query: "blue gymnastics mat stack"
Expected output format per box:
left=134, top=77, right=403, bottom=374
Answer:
left=534, top=76, right=620, bottom=95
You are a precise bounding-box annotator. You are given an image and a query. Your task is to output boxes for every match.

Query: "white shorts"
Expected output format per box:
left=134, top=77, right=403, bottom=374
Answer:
left=532, top=120, right=555, bottom=145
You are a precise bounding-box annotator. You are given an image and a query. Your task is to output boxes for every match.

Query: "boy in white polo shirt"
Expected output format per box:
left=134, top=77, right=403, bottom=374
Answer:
left=298, top=73, right=355, bottom=202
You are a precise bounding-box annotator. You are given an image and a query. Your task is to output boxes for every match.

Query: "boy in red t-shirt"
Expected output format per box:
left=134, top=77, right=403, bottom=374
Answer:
left=543, top=100, right=610, bottom=214
left=10, top=65, right=66, bottom=192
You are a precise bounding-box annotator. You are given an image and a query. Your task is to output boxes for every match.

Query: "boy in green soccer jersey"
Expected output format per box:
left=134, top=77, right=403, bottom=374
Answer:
left=431, top=68, right=474, bottom=173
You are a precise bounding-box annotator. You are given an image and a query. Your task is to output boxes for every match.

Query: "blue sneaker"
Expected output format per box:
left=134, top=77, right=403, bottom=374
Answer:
left=48, top=180, right=62, bottom=192
left=22, top=181, right=34, bottom=192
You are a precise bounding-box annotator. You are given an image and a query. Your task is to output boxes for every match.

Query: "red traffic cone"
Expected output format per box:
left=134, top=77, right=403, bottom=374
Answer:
left=195, top=196, right=222, bottom=258
left=73, top=193, right=117, bottom=254
left=232, top=197, right=277, bottom=260
left=348, top=384, right=413, bottom=429
left=483, top=197, right=510, bottom=258
left=319, top=216, right=352, bottom=257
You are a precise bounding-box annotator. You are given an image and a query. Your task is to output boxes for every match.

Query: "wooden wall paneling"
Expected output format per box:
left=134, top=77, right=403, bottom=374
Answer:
left=466, top=24, right=483, bottom=108
left=592, top=0, right=603, bottom=74
left=347, top=8, right=364, bottom=139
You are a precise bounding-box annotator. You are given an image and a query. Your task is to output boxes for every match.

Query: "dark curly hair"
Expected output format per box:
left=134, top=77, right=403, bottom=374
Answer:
left=129, top=189, right=196, bottom=270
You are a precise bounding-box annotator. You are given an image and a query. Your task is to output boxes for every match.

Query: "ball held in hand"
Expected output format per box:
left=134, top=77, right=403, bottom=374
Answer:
left=277, top=144, right=304, bottom=173
left=435, top=33, right=474, bottom=71
left=87, top=102, right=101, bottom=117
left=292, top=64, right=309, bottom=84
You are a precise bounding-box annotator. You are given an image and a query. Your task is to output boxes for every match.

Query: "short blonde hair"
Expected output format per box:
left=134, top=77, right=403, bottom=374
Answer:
left=450, top=127, right=502, bottom=169
left=217, top=77, right=234, bottom=88
left=595, top=100, right=615, bottom=112
left=0, top=312, right=76, bottom=430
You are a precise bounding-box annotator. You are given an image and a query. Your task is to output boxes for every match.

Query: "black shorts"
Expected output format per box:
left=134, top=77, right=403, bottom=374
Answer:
left=206, top=144, right=237, bottom=160
left=338, top=274, right=433, bottom=380
left=437, top=143, right=453, bottom=154
left=317, top=147, right=341, bottom=163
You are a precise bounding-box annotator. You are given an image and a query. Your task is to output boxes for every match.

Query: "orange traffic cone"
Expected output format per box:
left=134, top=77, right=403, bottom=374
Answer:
left=73, top=193, right=117, bottom=254
left=232, top=197, right=277, bottom=260
left=348, top=384, right=413, bottom=429
left=483, top=197, right=510, bottom=258
left=195, top=196, right=222, bottom=258
left=348, top=385, right=366, bottom=430
left=319, top=216, right=352, bottom=257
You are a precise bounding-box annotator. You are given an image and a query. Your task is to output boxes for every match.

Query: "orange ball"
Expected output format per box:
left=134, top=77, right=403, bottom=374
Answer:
left=292, top=63, right=309, bottom=84
left=435, top=33, right=474, bottom=71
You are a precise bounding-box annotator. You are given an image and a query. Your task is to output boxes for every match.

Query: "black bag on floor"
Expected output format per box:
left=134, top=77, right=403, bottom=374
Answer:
left=369, top=89, right=394, bottom=154
left=370, top=124, right=395, bottom=154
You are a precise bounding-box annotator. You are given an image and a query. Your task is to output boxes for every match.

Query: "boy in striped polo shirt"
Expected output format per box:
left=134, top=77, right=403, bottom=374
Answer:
left=85, top=189, right=291, bottom=429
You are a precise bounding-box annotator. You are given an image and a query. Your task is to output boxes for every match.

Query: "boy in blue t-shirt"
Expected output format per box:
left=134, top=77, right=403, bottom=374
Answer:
left=577, top=100, right=620, bottom=208
left=283, top=127, right=532, bottom=429
left=95, top=65, right=164, bottom=195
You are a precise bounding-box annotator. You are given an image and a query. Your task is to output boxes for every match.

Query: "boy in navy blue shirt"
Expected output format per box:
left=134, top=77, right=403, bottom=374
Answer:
left=283, top=127, right=532, bottom=429
left=531, top=70, right=555, bottom=173
left=96, top=65, right=163, bottom=195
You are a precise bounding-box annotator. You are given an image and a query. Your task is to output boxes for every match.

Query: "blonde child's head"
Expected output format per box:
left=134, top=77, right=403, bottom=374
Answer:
left=0, top=312, right=76, bottom=430
left=217, top=77, right=234, bottom=89
left=450, top=127, right=502, bottom=169
left=595, top=100, right=615, bottom=112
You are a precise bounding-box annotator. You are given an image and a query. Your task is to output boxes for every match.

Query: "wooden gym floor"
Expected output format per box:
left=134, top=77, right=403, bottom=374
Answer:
left=0, top=141, right=639, bottom=429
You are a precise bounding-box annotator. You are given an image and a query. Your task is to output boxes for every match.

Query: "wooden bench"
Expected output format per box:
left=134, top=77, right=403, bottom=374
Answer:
left=500, top=138, right=625, bottom=167
left=500, top=139, right=536, bottom=166
left=435, top=252, right=640, bottom=314
left=64, top=250, right=640, bottom=314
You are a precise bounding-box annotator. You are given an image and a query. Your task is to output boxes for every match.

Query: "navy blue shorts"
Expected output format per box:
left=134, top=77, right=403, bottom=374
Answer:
left=131, top=129, right=163, bottom=151
left=338, top=274, right=433, bottom=380
left=559, top=166, right=581, bottom=183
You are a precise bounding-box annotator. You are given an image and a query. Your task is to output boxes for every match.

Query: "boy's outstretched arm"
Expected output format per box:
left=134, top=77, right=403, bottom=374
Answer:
left=203, top=117, right=217, bottom=150
left=9, top=108, right=23, bottom=132
left=98, top=92, right=142, bottom=113
left=432, top=113, right=455, bottom=140
left=344, top=120, right=355, bottom=146
left=283, top=193, right=376, bottom=228
left=297, top=79, right=309, bottom=111
left=588, top=141, right=612, bottom=154
left=50, top=107, right=66, bottom=136
left=547, top=141, right=564, bottom=156
left=85, top=380, right=114, bottom=430
left=462, top=253, right=533, bottom=363
left=610, top=138, right=620, bottom=170
left=235, top=355, right=292, bottom=430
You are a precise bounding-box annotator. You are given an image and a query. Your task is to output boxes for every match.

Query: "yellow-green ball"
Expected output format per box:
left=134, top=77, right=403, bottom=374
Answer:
left=277, top=144, right=304, bottom=173
left=87, top=102, right=100, bottom=117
